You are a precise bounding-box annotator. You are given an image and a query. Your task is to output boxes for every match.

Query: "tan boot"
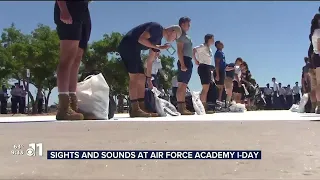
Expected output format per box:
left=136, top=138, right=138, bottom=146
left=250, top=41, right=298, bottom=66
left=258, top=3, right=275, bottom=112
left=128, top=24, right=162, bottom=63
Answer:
left=177, top=102, right=194, bottom=115
left=69, top=94, right=79, bottom=112
left=56, top=94, right=84, bottom=120
left=202, top=102, right=214, bottom=114
left=139, top=100, right=159, bottom=117
left=130, top=101, right=151, bottom=118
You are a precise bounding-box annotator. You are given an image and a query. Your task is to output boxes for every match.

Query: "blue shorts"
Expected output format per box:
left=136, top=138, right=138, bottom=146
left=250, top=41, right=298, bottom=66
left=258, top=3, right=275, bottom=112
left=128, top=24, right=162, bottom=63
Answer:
left=177, top=56, right=193, bottom=84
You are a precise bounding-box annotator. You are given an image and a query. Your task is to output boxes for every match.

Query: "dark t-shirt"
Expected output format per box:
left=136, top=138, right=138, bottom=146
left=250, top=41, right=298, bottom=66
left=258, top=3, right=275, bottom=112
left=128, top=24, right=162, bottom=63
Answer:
left=214, top=50, right=226, bottom=72
left=122, top=22, right=164, bottom=52
left=226, top=63, right=235, bottom=78
left=54, top=1, right=90, bottom=23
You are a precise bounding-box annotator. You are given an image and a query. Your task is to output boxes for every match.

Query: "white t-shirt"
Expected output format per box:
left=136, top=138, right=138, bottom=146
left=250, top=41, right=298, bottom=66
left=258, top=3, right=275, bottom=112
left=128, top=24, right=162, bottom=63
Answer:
left=264, top=88, right=272, bottom=95
left=272, top=82, right=279, bottom=92
left=312, top=29, right=320, bottom=54
left=145, top=58, right=162, bottom=75
left=278, top=87, right=286, bottom=95
left=234, top=65, right=241, bottom=81
left=194, top=44, right=212, bottom=65
left=292, top=86, right=300, bottom=95
left=285, top=88, right=293, bottom=95
left=171, top=76, right=178, bottom=88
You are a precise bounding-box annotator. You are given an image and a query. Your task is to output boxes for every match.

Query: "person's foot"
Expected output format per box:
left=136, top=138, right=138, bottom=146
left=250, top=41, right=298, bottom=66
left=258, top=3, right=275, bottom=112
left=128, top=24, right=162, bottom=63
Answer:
left=202, top=102, right=214, bottom=114
left=69, top=93, right=80, bottom=112
left=56, top=94, right=84, bottom=120
left=138, top=100, right=159, bottom=117
left=130, top=101, right=151, bottom=118
left=177, top=102, right=195, bottom=115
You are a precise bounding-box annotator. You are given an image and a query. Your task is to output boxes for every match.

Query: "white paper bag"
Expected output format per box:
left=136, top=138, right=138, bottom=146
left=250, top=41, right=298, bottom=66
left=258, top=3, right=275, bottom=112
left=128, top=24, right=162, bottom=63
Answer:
left=151, top=87, right=180, bottom=117
left=76, top=73, right=110, bottom=119
left=242, top=84, right=249, bottom=96
left=191, top=91, right=206, bottom=115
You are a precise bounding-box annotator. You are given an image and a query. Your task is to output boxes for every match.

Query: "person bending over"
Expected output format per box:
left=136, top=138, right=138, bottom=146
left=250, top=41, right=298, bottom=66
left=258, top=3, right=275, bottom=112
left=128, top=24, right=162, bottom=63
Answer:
left=54, top=0, right=91, bottom=120
left=226, top=58, right=243, bottom=105
left=118, top=22, right=182, bottom=117
left=193, top=34, right=215, bottom=113
left=214, top=41, right=226, bottom=102
left=176, top=17, right=194, bottom=115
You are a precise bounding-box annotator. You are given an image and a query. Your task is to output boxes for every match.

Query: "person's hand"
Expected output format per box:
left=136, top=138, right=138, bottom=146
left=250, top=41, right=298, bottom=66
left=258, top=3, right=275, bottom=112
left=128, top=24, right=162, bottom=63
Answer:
left=148, top=79, right=154, bottom=89
left=180, top=64, right=187, bottom=72
left=195, top=60, right=200, bottom=65
left=60, top=10, right=73, bottom=24
left=215, top=76, right=219, bottom=82
left=158, top=43, right=171, bottom=50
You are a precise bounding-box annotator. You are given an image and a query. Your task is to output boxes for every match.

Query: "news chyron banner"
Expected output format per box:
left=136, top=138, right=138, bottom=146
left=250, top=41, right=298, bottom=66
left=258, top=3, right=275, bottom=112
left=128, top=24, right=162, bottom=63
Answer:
left=47, top=150, right=262, bottom=160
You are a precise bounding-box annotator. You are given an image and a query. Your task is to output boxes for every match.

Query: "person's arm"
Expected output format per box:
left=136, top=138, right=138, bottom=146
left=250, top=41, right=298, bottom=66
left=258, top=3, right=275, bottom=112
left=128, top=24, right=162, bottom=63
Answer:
left=57, top=1, right=69, bottom=12
left=177, top=41, right=185, bottom=68
left=138, top=31, right=159, bottom=50
left=192, top=45, right=202, bottom=64
left=138, top=23, right=164, bottom=51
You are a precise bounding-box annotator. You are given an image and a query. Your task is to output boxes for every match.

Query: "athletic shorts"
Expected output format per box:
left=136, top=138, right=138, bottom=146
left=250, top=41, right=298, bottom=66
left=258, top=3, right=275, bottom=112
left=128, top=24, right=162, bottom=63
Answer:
left=178, top=56, right=193, bottom=84
left=232, top=81, right=243, bottom=93
left=215, top=70, right=225, bottom=85
left=197, top=64, right=211, bottom=85
left=56, top=19, right=91, bottom=49
left=224, top=77, right=233, bottom=89
left=118, top=40, right=144, bottom=74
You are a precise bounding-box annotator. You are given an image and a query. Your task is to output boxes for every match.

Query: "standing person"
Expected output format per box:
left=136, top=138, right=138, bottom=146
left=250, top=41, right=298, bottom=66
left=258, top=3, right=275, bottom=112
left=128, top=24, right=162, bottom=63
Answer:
left=144, top=52, right=168, bottom=89
left=37, top=90, right=44, bottom=114
left=308, top=33, right=317, bottom=113
left=176, top=17, right=194, bottom=115
left=227, top=58, right=243, bottom=104
left=193, top=34, right=215, bottom=113
left=11, top=83, right=20, bottom=114
left=293, top=82, right=301, bottom=104
left=285, top=84, right=293, bottom=109
left=271, top=77, right=280, bottom=109
left=214, top=41, right=226, bottom=102
left=54, top=0, right=92, bottom=120
left=170, top=75, right=178, bottom=107
left=19, top=86, right=26, bottom=114
left=264, top=83, right=273, bottom=109
left=0, top=85, right=8, bottom=114
left=278, top=83, right=286, bottom=110
left=310, top=13, right=320, bottom=113
left=118, top=22, right=182, bottom=117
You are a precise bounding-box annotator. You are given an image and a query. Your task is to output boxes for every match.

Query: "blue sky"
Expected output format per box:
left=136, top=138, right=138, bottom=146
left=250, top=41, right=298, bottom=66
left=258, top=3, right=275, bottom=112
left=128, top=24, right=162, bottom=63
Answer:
left=0, top=1, right=317, bottom=105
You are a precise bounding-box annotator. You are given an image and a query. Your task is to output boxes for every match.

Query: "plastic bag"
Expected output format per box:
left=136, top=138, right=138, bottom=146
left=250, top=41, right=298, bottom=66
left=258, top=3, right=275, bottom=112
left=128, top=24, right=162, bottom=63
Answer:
left=76, top=73, right=110, bottom=119
left=190, top=91, right=206, bottom=115
left=151, top=87, right=180, bottom=116
left=297, top=93, right=309, bottom=113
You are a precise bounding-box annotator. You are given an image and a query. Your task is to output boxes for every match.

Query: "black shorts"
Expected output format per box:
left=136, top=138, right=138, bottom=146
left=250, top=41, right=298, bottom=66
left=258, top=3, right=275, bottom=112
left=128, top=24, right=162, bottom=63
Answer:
left=118, top=40, right=144, bottom=74
left=312, top=54, right=320, bottom=68
left=56, top=19, right=91, bottom=49
left=232, top=81, right=243, bottom=93
left=177, top=56, right=193, bottom=84
left=215, top=70, right=225, bottom=85
left=198, top=64, right=211, bottom=85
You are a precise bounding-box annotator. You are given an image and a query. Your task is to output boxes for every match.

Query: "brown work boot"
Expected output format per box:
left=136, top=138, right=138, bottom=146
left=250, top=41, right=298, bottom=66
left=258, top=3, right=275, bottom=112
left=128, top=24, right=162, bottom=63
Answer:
left=139, top=100, right=159, bottom=117
left=177, top=102, right=194, bottom=115
left=56, top=94, right=84, bottom=120
left=130, top=101, right=151, bottom=118
left=202, top=102, right=214, bottom=114
left=69, top=93, right=79, bottom=112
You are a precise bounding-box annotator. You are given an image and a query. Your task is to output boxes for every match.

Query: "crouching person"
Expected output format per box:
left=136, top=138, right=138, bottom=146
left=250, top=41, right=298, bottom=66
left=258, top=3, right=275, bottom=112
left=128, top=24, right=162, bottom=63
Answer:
left=118, top=22, right=182, bottom=117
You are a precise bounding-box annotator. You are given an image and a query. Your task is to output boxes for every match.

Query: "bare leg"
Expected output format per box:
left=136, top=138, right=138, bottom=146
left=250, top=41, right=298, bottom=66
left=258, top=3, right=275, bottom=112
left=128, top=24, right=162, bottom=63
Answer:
left=200, top=84, right=209, bottom=102
left=217, top=85, right=224, bottom=101
left=69, top=48, right=84, bottom=93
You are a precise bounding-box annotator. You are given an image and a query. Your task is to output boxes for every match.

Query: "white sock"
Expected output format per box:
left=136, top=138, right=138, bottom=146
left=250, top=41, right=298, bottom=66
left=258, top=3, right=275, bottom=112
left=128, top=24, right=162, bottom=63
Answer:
left=69, top=92, right=76, bottom=95
left=59, top=92, right=69, bottom=95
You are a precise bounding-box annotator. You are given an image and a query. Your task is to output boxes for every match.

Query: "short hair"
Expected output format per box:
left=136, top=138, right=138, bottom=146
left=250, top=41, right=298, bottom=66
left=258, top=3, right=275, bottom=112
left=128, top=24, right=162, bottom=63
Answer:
left=204, top=34, right=214, bottom=44
left=178, top=17, right=191, bottom=26
left=166, top=25, right=182, bottom=39
left=215, top=41, right=221, bottom=47
left=235, top=57, right=243, bottom=63
left=304, top=57, right=309, bottom=63
left=241, top=61, right=248, bottom=68
left=295, top=81, right=298, bottom=84
left=272, top=77, right=276, bottom=80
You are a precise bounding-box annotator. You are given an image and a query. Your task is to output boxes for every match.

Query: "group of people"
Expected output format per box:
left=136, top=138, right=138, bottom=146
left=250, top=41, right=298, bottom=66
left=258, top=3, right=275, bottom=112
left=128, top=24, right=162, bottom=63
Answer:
left=0, top=83, right=27, bottom=114
left=299, top=8, right=320, bottom=114
left=263, top=79, right=301, bottom=110
left=54, top=1, right=261, bottom=120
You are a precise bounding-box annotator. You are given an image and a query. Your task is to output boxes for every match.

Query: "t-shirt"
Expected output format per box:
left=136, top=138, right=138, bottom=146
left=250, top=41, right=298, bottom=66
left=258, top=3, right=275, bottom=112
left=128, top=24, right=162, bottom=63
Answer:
left=292, top=86, right=300, bottom=95
left=264, top=88, right=273, bottom=95
left=225, top=63, right=235, bottom=78
left=176, top=31, right=193, bottom=58
left=302, top=63, right=310, bottom=74
left=214, top=50, right=226, bottom=72
left=312, top=29, right=320, bottom=54
left=145, top=57, right=162, bottom=75
left=122, top=22, right=163, bottom=52
left=279, top=88, right=286, bottom=95
left=285, top=88, right=293, bottom=95
left=234, top=65, right=241, bottom=81
left=194, top=44, right=212, bottom=65
left=272, top=82, right=279, bottom=92
left=54, top=1, right=90, bottom=23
